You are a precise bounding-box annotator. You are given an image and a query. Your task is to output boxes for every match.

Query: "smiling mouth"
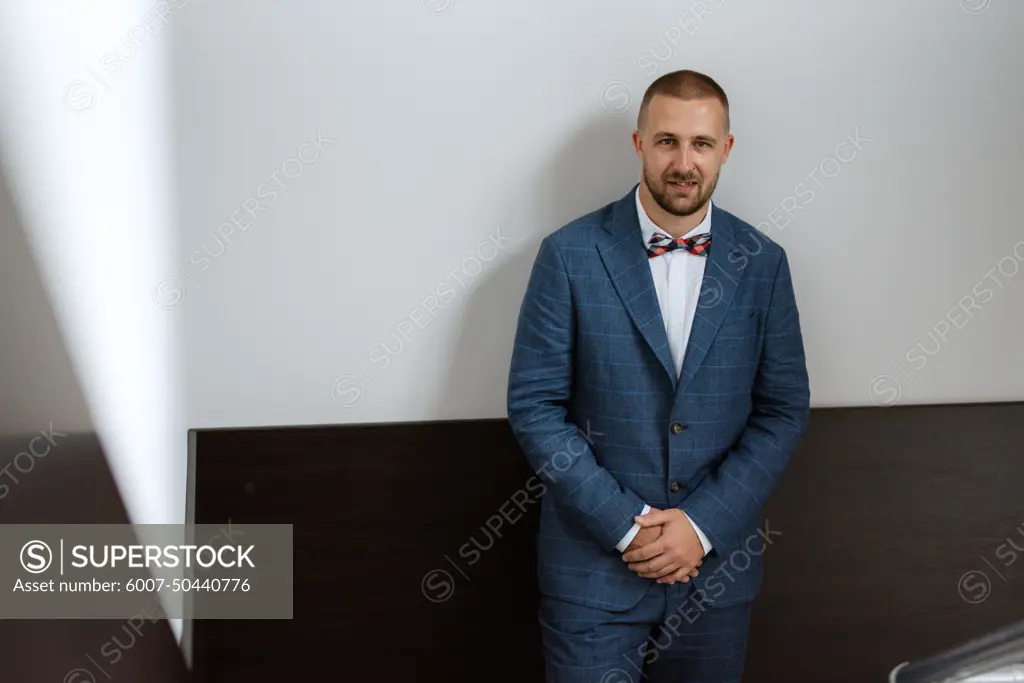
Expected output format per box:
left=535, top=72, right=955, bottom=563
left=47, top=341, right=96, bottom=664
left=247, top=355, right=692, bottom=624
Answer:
left=669, top=180, right=698, bottom=190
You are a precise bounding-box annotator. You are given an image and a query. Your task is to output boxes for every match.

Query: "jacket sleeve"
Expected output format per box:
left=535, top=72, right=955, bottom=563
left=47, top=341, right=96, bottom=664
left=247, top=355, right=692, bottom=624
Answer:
left=680, top=248, right=811, bottom=554
left=506, top=235, right=646, bottom=552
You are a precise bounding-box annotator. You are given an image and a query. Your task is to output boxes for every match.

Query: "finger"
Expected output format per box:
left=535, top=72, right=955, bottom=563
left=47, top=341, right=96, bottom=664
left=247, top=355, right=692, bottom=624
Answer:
left=659, top=569, right=692, bottom=585
left=621, top=539, right=666, bottom=563
left=639, top=562, right=681, bottom=579
left=628, top=554, right=674, bottom=575
left=633, top=510, right=673, bottom=527
left=631, top=556, right=677, bottom=576
left=658, top=566, right=694, bottom=584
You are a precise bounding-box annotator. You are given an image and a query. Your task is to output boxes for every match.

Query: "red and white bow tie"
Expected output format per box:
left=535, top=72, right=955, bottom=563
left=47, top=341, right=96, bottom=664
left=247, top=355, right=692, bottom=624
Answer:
left=646, top=232, right=711, bottom=258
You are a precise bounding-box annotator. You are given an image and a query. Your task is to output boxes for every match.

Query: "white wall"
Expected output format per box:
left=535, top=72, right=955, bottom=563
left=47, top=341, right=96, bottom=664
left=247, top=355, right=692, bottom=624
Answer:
left=0, top=169, right=93, bottom=435
left=172, top=0, right=1023, bottom=428
left=0, top=0, right=186, bottom=636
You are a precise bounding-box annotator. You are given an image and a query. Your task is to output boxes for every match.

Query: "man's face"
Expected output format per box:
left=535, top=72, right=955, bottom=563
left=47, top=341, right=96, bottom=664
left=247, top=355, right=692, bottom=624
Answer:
left=634, top=95, right=733, bottom=217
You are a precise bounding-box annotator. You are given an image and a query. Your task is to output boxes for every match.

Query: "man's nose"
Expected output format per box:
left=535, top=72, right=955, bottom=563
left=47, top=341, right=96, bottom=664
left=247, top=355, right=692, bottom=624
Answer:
left=673, top=146, right=695, bottom=174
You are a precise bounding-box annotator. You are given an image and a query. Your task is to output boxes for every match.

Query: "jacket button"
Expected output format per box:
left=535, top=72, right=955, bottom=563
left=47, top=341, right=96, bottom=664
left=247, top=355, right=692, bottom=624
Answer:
left=670, top=481, right=681, bottom=493
left=670, top=423, right=684, bottom=435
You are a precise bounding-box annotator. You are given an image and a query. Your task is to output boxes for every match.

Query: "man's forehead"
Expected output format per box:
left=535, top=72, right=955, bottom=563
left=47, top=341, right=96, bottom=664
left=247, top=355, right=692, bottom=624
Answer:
left=649, top=95, right=723, bottom=117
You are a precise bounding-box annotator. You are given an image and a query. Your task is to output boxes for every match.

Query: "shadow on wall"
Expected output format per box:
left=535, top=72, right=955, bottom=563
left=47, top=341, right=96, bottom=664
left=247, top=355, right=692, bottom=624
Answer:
left=0, top=155, right=191, bottom=681
left=431, top=112, right=640, bottom=419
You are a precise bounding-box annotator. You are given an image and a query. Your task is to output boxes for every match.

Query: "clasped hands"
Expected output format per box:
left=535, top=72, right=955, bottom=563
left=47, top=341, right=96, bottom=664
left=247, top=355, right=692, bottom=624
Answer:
left=621, top=507, right=704, bottom=585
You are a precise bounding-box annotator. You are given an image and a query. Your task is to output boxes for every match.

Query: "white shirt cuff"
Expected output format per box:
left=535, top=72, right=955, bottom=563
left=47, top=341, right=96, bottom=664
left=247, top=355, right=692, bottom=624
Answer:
left=683, top=511, right=713, bottom=556
left=615, top=504, right=651, bottom=552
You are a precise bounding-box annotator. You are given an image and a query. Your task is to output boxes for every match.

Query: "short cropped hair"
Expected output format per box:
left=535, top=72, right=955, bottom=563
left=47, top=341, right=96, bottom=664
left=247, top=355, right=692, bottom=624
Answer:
left=637, top=69, right=730, bottom=136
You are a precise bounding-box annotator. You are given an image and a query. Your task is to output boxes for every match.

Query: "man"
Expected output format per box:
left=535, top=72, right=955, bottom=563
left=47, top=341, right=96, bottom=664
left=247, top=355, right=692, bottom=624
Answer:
left=506, top=70, right=811, bottom=682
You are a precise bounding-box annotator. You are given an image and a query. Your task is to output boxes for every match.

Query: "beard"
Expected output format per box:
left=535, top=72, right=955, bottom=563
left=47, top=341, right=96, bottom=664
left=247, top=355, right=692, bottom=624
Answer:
left=643, top=163, right=719, bottom=217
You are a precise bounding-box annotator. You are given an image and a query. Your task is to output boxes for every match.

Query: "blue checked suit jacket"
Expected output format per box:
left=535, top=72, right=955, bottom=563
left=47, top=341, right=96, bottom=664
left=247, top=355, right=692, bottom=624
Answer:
left=506, top=183, right=810, bottom=612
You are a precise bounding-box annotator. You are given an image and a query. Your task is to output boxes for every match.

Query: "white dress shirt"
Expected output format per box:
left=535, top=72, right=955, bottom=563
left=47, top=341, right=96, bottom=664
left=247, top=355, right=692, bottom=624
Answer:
left=614, top=188, right=714, bottom=557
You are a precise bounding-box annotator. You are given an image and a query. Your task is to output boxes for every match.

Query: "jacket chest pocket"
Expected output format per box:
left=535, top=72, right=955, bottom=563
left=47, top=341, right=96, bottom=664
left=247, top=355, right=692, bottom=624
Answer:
left=711, top=309, right=759, bottom=355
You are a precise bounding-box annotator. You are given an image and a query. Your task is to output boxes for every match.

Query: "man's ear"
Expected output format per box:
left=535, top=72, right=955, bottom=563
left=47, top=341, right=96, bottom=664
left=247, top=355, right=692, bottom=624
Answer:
left=720, top=134, right=735, bottom=164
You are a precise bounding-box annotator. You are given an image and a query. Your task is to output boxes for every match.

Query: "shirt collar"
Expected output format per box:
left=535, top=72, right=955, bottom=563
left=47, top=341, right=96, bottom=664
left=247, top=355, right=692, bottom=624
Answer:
left=635, top=185, right=713, bottom=249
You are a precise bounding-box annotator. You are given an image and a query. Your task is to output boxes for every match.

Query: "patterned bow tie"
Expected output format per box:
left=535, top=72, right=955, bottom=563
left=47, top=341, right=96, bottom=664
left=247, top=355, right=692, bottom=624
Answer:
left=646, top=232, right=712, bottom=258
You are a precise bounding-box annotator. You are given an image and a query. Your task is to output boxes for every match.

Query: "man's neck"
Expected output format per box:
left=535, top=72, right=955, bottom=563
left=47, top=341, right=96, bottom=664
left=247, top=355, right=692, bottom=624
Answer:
left=638, top=181, right=710, bottom=238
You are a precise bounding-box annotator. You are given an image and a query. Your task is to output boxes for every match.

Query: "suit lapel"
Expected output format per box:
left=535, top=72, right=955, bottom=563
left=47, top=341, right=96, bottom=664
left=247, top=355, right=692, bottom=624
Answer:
left=597, top=185, right=678, bottom=390
left=675, top=202, right=748, bottom=397
left=597, top=185, right=750, bottom=396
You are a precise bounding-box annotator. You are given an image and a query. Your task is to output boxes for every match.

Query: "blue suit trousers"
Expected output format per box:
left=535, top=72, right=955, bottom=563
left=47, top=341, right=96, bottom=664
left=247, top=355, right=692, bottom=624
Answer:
left=539, top=580, right=752, bottom=683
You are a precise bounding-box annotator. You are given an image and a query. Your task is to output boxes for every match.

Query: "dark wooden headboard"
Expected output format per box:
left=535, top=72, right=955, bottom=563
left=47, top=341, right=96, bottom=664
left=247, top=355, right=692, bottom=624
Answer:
left=190, top=402, right=1024, bottom=682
